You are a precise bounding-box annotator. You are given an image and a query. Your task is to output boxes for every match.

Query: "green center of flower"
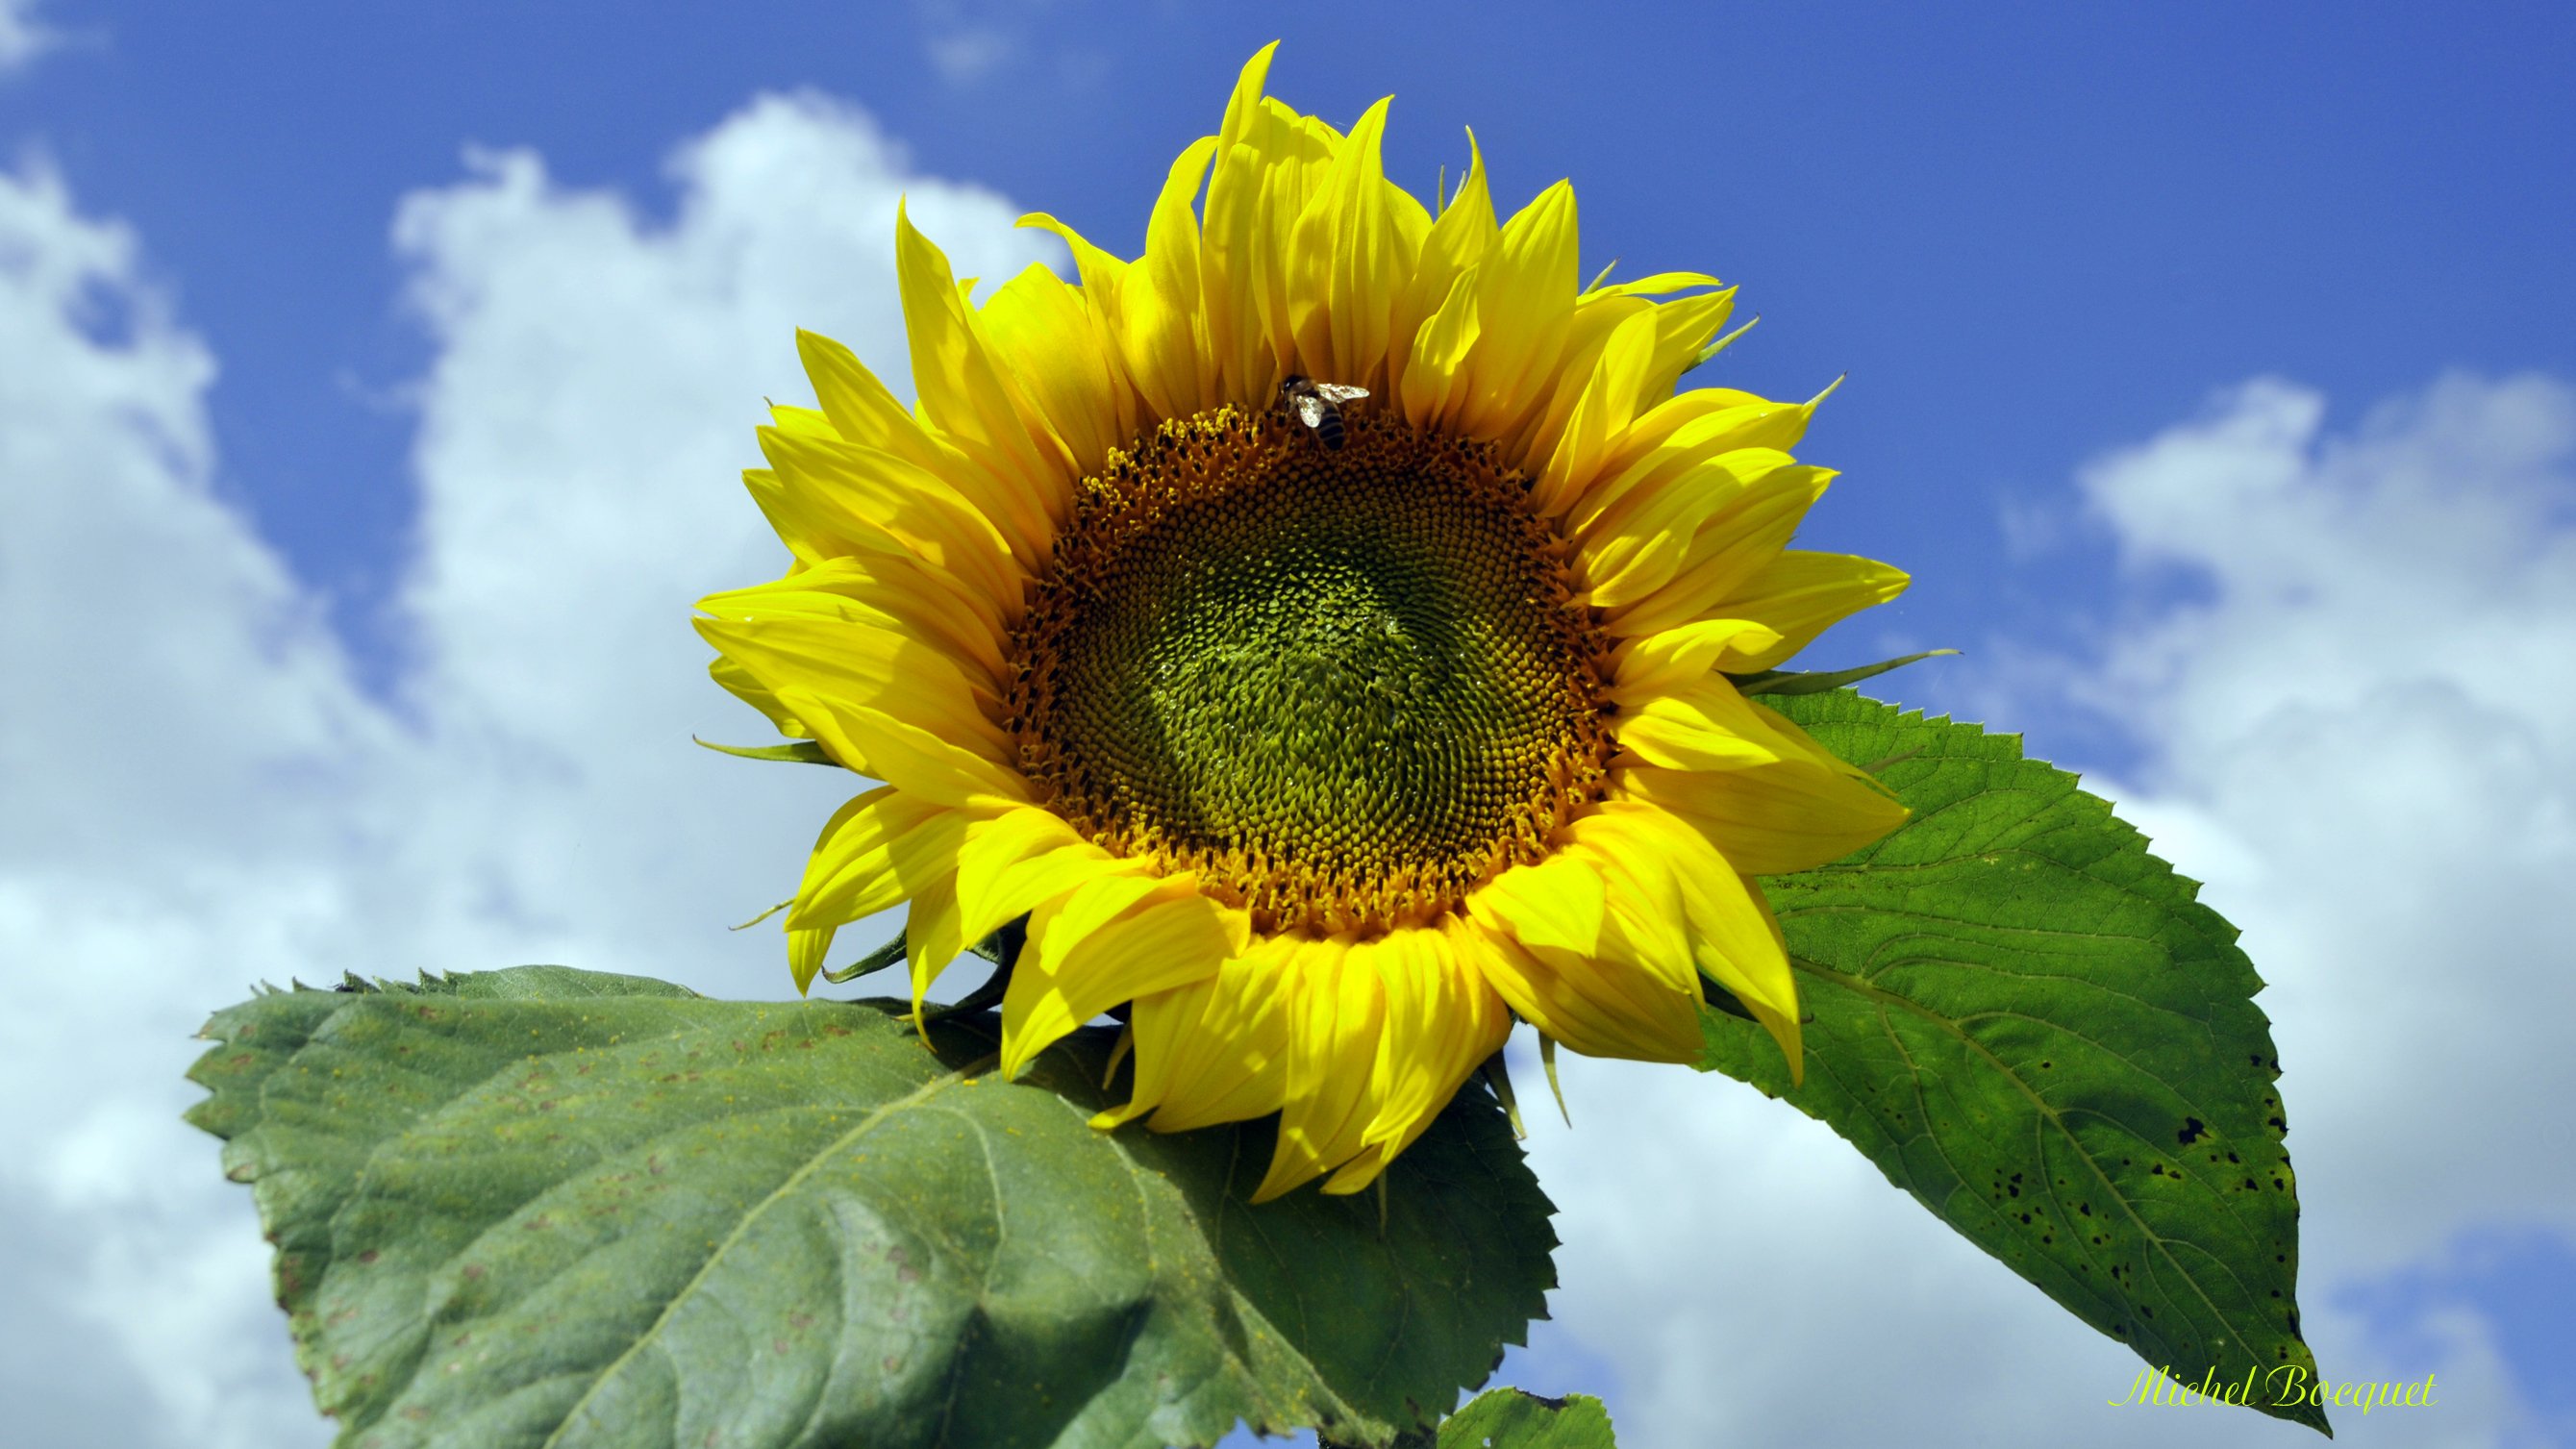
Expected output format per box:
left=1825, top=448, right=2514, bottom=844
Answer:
left=1009, top=405, right=1613, bottom=935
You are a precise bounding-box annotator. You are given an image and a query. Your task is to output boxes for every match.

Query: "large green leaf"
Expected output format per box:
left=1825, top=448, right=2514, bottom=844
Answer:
left=188, top=966, right=1554, bottom=1448
left=1700, top=690, right=2326, bottom=1433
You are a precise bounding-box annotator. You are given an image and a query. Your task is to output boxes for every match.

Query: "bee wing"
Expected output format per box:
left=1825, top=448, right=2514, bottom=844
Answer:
left=1313, top=384, right=1370, bottom=403
left=1292, top=393, right=1331, bottom=427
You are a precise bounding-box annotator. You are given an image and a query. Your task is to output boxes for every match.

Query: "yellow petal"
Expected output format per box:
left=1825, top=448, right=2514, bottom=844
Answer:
left=1635, top=286, right=1739, bottom=412
left=739, top=462, right=836, bottom=568
left=1389, top=129, right=1494, bottom=419
left=1581, top=269, right=1723, bottom=300
left=1122, top=136, right=1220, bottom=418
left=793, top=329, right=969, bottom=482
left=787, top=786, right=973, bottom=935
left=1397, top=265, right=1481, bottom=428
left=1468, top=850, right=1607, bottom=957
left=905, top=870, right=964, bottom=1013
left=1530, top=306, right=1661, bottom=517
left=1563, top=808, right=1698, bottom=995
left=699, top=554, right=1010, bottom=691
left=1455, top=179, right=1579, bottom=442
left=1336, top=921, right=1512, bottom=1192
left=788, top=926, right=836, bottom=996
left=1457, top=913, right=1702, bottom=1063
left=1513, top=293, right=1650, bottom=490
left=978, top=262, right=1135, bottom=486
left=1620, top=754, right=1909, bottom=876
left=1611, top=617, right=1783, bottom=700
left=1001, top=874, right=1244, bottom=1078
left=1094, top=933, right=1298, bottom=1134
left=1253, top=936, right=1388, bottom=1202
left=950, top=806, right=1125, bottom=949
left=705, top=650, right=810, bottom=745
left=1612, top=673, right=1801, bottom=774
left=1288, top=95, right=1406, bottom=389
left=1599, top=470, right=1837, bottom=639
left=1017, top=212, right=1131, bottom=304
left=1708, top=551, right=1913, bottom=671
left=1583, top=452, right=1814, bottom=609
left=753, top=423, right=1022, bottom=615
left=775, top=686, right=1030, bottom=813
left=1685, top=865, right=1803, bottom=1080
left=1600, top=803, right=1803, bottom=1077
left=893, top=204, right=1063, bottom=564
left=1570, top=391, right=1817, bottom=534
left=692, top=614, right=1008, bottom=762
left=1202, top=43, right=1288, bottom=401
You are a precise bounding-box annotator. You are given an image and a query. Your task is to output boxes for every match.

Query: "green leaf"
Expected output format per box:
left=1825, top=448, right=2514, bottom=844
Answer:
left=1432, top=1389, right=1615, bottom=1447
left=1727, top=647, right=1957, bottom=697
left=1700, top=691, right=2326, bottom=1433
left=187, top=965, right=1554, bottom=1449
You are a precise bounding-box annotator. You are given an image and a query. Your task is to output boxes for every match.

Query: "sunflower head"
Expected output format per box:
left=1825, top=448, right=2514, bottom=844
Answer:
left=696, top=43, right=1910, bottom=1200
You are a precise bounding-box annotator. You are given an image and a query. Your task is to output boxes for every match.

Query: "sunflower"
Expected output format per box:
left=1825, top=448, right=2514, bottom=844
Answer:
left=695, top=44, right=1910, bottom=1200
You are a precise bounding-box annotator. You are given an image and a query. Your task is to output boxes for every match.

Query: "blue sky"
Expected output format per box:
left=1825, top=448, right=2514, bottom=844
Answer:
left=3, top=2, right=2572, bottom=1446
left=13, top=1, right=2572, bottom=750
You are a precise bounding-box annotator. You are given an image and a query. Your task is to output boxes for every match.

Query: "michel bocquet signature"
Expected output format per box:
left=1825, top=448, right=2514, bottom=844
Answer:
left=2111, top=1364, right=2437, bottom=1416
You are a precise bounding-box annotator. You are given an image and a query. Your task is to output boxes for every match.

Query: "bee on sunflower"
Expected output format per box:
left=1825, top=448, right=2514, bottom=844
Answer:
left=696, top=43, right=1910, bottom=1202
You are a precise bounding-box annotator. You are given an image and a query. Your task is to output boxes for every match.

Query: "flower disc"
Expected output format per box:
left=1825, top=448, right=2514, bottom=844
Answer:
left=1013, top=406, right=1615, bottom=937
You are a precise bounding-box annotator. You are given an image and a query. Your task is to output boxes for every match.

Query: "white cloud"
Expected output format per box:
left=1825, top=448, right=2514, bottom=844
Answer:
left=0, top=96, right=1054, bottom=1446
left=1520, top=372, right=2576, bottom=1446
left=0, top=0, right=50, bottom=73
left=913, top=0, right=1029, bottom=85
left=2074, top=374, right=2576, bottom=1259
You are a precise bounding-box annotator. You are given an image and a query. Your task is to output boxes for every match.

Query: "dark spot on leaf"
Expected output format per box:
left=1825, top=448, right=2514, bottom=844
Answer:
left=357, top=1249, right=379, bottom=1265
left=2176, top=1117, right=2206, bottom=1145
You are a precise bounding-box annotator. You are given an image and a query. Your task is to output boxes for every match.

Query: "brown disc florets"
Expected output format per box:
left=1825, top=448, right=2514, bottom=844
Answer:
left=1006, top=403, right=1615, bottom=937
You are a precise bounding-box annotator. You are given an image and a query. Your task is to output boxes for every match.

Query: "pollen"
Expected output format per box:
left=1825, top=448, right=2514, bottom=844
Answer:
left=1008, top=404, right=1616, bottom=937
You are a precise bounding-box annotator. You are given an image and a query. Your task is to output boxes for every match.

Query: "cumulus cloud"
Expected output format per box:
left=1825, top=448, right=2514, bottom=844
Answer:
left=0, top=99, right=1054, bottom=1445
left=1519, top=373, right=2576, bottom=1447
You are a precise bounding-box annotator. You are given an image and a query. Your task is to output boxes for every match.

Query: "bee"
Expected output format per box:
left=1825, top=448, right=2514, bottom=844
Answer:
left=1279, top=374, right=1370, bottom=450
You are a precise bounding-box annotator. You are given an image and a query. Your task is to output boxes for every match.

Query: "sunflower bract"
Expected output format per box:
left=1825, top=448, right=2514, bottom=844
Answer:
left=696, top=42, right=1912, bottom=1199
